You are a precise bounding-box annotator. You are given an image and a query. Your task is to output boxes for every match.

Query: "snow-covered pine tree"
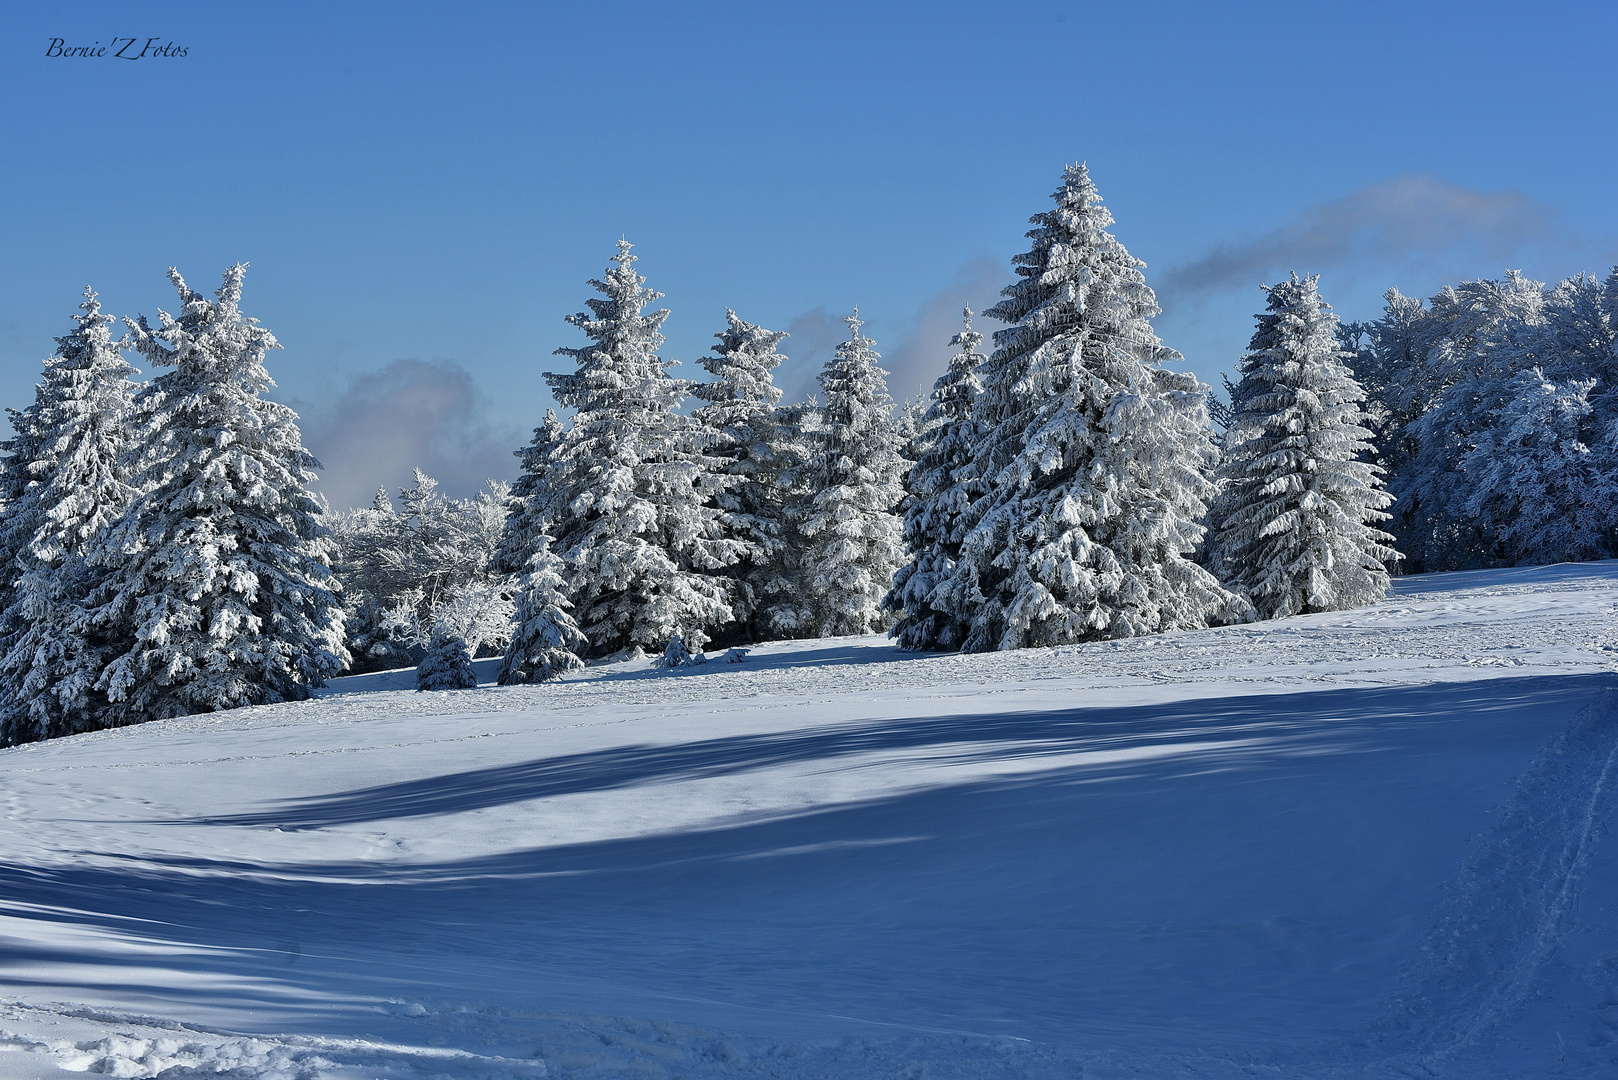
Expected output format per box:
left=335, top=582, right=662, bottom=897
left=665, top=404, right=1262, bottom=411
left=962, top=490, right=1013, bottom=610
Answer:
left=1208, top=275, right=1399, bottom=619
left=543, top=241, right=738, bottom=656
left=416, top=628, right=477, bottom=690
left=933, top=163, right=1240, bottom=651
left=0, top=377, right=55, bottom=621
left=491, top=408, right=565, bottom=578
left=0, top=289, right=140, bottom=745
left=76, top=265, right=347, bottom=725
left=785, top=310, right=906, bottom=637
left=886, top=308, right=985, bottom=649
left=689, top=310, right=799, bottom=640
left=755, top=396, right=819, bottom=639
left=499, top=532, right=587, bottom=684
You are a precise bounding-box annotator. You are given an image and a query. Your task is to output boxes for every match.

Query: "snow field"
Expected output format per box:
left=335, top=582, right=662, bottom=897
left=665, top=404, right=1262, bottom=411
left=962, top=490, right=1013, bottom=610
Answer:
left=2, top=562, right=1617, bottom=1078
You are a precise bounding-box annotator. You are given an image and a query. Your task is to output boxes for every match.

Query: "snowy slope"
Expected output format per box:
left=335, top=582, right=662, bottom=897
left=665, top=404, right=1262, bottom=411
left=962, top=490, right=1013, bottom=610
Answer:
left=2, top=562, right=1617, bottom=1079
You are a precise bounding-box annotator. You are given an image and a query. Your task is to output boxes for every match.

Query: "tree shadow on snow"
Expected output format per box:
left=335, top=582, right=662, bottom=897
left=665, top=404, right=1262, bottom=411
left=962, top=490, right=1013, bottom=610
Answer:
left=2, top=673, right=1610, bottom=1047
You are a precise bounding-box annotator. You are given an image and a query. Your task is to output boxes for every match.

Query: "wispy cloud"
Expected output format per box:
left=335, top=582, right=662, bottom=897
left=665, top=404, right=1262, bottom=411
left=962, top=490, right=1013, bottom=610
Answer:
left=294, top=359, right=520, bottom=512
left=775, top=306, right=849, bottom=404
left=774, top=257, right=1007, bottom=408
left=882, top=256, right=1005, bottom=404
left=1158, top=174, right=1563, bottom=305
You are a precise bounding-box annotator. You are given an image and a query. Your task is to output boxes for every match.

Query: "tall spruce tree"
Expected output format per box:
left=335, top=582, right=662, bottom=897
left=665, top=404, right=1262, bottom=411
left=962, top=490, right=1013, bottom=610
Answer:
left=934, top=163, right=1240, bottom=651
left=75, top=265, right=346, bottom=725
left=0, top=289, right=140, bottom=744
left=784, top=310, right=906, bottom=637
left=887, top=308, right=985, bottom=649
left=1209, top=275, right=1399, bottom=619
left=690, top=310, right=798, bottom=639
left=543, top=241, right=738, bottom=655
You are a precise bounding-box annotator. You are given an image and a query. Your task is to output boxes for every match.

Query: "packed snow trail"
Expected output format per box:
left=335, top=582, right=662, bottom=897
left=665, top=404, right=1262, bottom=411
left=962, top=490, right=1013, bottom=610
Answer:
left=2, top=562, right=1617, bottom=1078
left=1395, top=689, right=1618, bottom=1064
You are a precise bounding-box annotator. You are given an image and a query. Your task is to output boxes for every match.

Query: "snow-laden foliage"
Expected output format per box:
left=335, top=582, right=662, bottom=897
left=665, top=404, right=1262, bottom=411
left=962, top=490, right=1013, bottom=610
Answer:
left=0, top=376, right=54, bottom=623
left=653, top=630, right=699, bottom=668
left=934, top=164, right=1241, bottom=652
left=1462, top=369, right=1615, bottom=563
left=0, top=289, right=140, bottom=745
left=498, top=533, right=587, bottom=685
left=415, top=628, right=477, bottom=690
left=1355, top=267, right=1618, bottom=570
left=1390, top=272, right=1546, bottom=570
left=491, top=408, right=565, bottom=579
left=331, top=471, right=513, bottom=668
left=782, top=311, right=906, bottom=638
left=1209, top=275, right=1399, bottom=619
left=74, top=266, right=347, bottom=726
left=886, top=308, right=984, bottom=650
left=543, top=241, right=739, bottom=655
left=690, top=310, right=801, bottom=639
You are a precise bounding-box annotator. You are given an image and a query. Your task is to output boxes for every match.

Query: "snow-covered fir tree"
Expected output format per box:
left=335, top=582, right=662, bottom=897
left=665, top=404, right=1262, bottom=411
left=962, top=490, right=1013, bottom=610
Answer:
left=0, top=375, right=55, bottom=622
left=498, top=532, right=587, bottom=684
left=783, top=310, right=906, bottom=637
left=933, top=163, right=1241, bottom=651
left=75, top=265, right=347, bottom=725
left=416, top=628, right=477, bottom=690
left=543, top=240, right=739, bottom=655
left=0, top=289, right=140, bottom=744
left=491, top=408, right=565, bottom=578
left=1209, top=275, right=1399, bottom=619
left=886, top=308, right=985, bottom=650
left=689, top=310, right=799, bottom=640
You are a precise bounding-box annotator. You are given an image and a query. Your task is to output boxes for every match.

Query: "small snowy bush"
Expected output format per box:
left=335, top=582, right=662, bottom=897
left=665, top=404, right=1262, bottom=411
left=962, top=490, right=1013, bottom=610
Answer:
left=416, top=630, right=477, bottom=691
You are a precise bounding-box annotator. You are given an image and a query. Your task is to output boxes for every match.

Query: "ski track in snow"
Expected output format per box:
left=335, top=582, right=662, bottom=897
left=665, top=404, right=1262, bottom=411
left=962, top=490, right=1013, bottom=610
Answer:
left=2, top=561, right=1618, bottom=1078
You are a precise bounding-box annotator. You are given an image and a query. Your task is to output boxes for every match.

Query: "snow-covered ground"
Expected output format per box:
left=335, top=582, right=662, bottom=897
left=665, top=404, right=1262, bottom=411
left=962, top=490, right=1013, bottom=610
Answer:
left=3, top=562, right=1617, bottom=1079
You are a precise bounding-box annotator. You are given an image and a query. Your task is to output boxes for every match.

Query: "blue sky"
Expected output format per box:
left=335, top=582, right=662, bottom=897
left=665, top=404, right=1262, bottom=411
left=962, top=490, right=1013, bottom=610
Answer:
left=4, top=0, right=1615, bottom=510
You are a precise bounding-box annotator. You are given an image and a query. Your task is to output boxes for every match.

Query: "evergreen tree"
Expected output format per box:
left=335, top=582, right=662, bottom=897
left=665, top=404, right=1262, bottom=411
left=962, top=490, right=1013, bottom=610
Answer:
left=785, top=310, right=906, bottom=637
left=543, top=241, right=738, bottom=655
left=498, top=533, right=587, bottom=684
left=0, top=376, right=55, bottom=621
left=0, top=289, right=140, bottom=744
left=934, top=163, right=1240, bottom=651
left=416, top=628, right=477, bottom=690
left=1209, top=275, right=1399, bottom=619
left=887, top=308, right=985, bottom=649
left=76, top=265, right=347, bottom=725
left=756, top=396, right=819, bottom=638
left=491, top=408, right=565, bottom=578
left=689, top=310, right=798, bottom=639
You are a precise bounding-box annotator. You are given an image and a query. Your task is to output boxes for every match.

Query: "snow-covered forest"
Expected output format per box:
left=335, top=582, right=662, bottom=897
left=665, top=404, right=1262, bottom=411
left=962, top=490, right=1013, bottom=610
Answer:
left=3, top=163, right=1616, bottom=743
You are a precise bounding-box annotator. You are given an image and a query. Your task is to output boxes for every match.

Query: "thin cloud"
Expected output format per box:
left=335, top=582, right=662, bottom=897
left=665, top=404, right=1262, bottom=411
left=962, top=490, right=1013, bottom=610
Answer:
left=883, top=256, right=1005, bottom=405
left=776, top=306, right=849, bottom=404
left=775, top=257, right=1007, bottom=409
left=1159, top=174, right=1562, bottom=305
left=295, top=359, right=519, bottom=512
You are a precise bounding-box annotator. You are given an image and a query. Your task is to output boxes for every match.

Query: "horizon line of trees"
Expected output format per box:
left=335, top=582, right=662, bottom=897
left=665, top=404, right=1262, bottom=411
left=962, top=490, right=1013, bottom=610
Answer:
left=4, top=161, right=1615, bottom=746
